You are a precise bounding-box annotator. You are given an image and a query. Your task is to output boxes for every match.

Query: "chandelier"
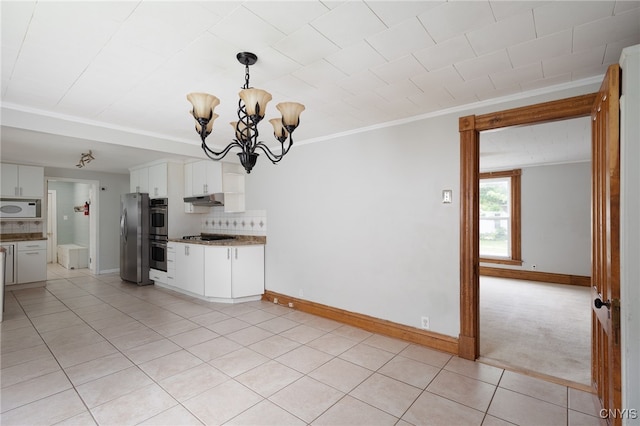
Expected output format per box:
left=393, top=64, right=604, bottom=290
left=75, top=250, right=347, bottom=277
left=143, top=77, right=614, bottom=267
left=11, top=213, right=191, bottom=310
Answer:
left=187, top=52, right=305, bottom=174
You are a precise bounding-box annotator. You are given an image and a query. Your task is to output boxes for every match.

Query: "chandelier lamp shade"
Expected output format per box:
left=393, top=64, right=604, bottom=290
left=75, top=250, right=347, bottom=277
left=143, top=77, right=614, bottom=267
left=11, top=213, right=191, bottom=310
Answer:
left=187, top=52, right=305, bottom=174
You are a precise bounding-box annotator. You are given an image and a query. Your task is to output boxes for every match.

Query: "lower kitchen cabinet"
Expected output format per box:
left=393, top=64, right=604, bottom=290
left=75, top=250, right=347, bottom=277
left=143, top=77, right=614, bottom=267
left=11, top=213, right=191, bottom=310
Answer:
left=16, top=240, right=47, bottom=284
left=204, top=245, right=264, bottom=299
left=159, top=242, right=264, bottom=302
left=173, top=242, right=204, bottom=296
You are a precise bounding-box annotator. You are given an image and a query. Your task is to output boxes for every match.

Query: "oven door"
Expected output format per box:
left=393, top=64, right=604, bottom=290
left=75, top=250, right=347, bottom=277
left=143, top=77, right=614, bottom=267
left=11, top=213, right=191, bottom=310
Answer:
left=149, top=238, right=167, bottom=272
left=149, top=206, right=168, bottom=236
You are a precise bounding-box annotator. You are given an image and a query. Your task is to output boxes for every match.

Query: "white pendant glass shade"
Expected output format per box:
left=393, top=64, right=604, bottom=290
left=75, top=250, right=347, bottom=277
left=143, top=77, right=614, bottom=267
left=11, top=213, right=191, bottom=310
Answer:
left=269, top=118, right=288, bottom=139
left=276, top=102, right=306, bottom=129
left=187, top=93, right=220, bottom=120
left=239, top=88, right=272, bottom=118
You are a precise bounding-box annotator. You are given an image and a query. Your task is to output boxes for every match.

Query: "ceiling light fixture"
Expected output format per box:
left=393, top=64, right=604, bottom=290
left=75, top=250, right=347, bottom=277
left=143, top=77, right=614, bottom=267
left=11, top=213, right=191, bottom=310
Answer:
left=76, top=150, right=94, bottom=168
left=187, top=52, right=305, bottom=174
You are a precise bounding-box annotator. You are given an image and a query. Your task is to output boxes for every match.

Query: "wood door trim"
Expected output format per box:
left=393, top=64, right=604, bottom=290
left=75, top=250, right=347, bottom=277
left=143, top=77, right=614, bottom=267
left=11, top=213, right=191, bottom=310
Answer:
left=458, top=93, right=597, bottom=360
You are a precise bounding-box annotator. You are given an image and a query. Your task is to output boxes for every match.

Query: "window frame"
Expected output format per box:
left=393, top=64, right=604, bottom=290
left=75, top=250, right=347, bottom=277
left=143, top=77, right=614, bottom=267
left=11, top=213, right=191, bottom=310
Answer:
left=479, top=168, right=522, bottom=265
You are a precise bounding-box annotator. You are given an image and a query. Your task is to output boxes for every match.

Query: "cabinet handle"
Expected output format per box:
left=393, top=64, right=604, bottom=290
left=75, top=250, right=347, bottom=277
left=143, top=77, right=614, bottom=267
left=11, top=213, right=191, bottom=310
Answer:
left=227, top=248, right=230, bottom=260
left=235, top=248, right=238, bottom=260
left=24, top=252, right=40, bottom=255
left=25, top=245, right=40, bottom=248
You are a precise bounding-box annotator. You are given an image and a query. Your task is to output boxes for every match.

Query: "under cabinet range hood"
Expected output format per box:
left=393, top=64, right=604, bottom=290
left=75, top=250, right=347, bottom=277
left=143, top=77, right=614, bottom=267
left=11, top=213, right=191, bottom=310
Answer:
left=183, top=193, right=224, bottom=206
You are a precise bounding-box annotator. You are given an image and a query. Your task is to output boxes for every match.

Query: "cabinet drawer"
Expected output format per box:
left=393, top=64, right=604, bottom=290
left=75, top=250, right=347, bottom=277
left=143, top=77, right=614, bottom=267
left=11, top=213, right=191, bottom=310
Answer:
left=149, top=268, right=167, bottom=283
left=17, top=240, right=47, bottom=251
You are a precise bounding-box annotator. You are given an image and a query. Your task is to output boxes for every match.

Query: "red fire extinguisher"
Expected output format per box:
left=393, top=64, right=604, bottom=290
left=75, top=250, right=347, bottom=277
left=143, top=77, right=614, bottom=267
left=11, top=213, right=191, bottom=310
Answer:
left=84, top=201, right=90, bottom=216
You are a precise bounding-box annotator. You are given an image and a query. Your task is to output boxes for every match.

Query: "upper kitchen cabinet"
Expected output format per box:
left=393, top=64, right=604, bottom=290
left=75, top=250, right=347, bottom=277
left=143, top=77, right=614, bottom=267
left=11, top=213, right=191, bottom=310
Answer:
left=184, top=160, right=245, bottom=213
left=129, top=162, right=167, bottom=198
left=1, top=164, right=44, bottom=197
left=184, top=160, right=222, bottom=197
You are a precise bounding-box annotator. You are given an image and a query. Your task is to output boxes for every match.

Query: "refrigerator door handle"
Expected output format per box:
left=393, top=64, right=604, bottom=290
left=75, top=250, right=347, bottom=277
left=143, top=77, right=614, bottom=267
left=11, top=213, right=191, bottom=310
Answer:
left=121, top=209, right=127, bottom=242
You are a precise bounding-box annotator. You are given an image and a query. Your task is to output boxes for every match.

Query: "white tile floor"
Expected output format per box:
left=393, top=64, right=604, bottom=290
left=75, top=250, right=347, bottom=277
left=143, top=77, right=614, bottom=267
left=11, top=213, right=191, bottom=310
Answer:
left=1, top=264, right=605, bottom=425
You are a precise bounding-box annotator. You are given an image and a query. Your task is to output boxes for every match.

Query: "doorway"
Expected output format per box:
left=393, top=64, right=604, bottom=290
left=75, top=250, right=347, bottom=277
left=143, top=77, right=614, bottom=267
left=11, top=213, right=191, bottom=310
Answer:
left=457, top=93, right=597, bottom=363
left=476, top=118, right=593, bottom=385
left=45, top=177, right=99, bottom=274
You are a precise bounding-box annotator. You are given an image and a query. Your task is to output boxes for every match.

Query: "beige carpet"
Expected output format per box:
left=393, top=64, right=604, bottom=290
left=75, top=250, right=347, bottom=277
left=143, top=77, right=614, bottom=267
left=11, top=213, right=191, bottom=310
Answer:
left=480, top=276, right=591, bottom=386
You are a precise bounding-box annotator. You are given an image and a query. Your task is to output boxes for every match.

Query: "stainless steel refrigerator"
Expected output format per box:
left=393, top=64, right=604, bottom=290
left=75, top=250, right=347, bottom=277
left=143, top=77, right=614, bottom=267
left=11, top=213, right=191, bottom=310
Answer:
left=120, top=192, right=152, bottom=285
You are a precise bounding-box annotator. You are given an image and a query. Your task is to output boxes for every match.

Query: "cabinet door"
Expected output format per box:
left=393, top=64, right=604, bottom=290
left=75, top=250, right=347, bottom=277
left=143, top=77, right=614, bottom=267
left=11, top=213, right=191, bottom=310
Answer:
left=192, top=161, right=222, bottom=195
left=204, top=246, right=232, bottom=298
left=18, top=165, right=44, bottom=197
left=17, top=249, right=47, bottom=283
left=130, top=168, right=149, bottom=193
left=130, top=169, right=140, bottom=193
left=175, top=243, right=204, bottom=295
left=148, top=163, right=167, bottom=198
left=1, top=163, right=18, bottom=196
left=231, top=245, right=265, bottom=298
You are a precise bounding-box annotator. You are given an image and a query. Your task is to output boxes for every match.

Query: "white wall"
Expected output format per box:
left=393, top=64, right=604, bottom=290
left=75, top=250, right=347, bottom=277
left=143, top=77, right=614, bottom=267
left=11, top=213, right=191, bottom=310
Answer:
left=246, top=83, right=600, bottom=338
left=620, top=45, right=640, bottom=426
left=520, top=162, right=591, bottom=275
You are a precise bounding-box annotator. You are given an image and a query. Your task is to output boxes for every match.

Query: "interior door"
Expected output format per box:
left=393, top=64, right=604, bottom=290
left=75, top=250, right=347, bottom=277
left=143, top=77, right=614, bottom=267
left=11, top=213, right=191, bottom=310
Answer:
left=591, top=63, right=622, bottom=424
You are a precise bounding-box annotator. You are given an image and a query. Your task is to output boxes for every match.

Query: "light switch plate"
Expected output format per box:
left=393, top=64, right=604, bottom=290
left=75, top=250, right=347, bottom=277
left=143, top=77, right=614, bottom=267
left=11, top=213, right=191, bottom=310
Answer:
left=442, top=189, right=452, bottom=203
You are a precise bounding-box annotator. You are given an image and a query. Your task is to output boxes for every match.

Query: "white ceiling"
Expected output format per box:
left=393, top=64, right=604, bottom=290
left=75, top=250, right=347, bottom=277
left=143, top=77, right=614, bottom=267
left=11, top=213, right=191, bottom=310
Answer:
left=1, top=1, right=638, bottom=174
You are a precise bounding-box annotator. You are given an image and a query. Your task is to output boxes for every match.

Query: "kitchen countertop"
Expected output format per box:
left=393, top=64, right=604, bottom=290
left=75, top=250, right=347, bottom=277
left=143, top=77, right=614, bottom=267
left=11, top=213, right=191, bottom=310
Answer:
left=0, top=233, right=47, bottom=242
left=168, top=234, right=266, bottom=246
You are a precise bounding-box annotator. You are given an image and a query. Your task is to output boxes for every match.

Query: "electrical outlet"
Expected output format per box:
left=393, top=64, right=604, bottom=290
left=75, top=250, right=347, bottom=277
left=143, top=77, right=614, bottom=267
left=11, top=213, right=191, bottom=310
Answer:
left=273, top=297, right=278, bottom=304
left=288, top=302, right=294, bottom=308
left=421, top=316, right=430, bottom=330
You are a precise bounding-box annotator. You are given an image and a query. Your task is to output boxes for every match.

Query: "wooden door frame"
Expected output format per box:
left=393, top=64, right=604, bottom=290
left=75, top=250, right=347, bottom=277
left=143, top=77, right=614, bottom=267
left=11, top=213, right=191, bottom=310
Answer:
left=458, top=93, right=598, bottom=360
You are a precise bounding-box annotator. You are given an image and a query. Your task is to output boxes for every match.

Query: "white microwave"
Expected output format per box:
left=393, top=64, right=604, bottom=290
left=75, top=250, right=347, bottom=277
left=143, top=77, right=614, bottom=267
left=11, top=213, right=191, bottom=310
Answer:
left=0, top=199, right=40, bottom=218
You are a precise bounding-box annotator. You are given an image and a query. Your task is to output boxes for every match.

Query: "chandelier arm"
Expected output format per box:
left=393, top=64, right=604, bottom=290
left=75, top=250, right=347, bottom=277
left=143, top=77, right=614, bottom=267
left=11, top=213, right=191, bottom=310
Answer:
left=254, top=142, right=285, bottom=164
left=201, top=140, right=242, bottom=160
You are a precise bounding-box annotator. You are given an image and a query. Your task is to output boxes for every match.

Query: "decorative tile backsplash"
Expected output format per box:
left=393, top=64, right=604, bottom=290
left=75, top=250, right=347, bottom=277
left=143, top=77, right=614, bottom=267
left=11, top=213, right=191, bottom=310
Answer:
left=0, top=220, right=44, bottom=235
left=201, top=208, right=267, bottom=236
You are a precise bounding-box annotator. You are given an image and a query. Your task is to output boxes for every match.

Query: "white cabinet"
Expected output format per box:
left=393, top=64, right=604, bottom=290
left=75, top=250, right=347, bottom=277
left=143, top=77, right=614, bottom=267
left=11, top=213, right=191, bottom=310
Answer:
left=173, top=242, right=205, bottom=295
left=16, top=240, right=47, bottom=284
left=148, top=163, right=167, bottom=198
left=184, top=161, right=245, bottom=213
left=1, top=164, right=44, bottom=197
left=185, top=161, right=222, bottom=197
left=204, top=245, right=264, bottom=299
left=130, top=163, right=167, bottom=198
left=129, top=168, right=149, bottom=193
left=149, top=268, right=167, bottom=284
left=166, top=243, right=176, bottom=286
left=161, top=242, right=264, bottom=302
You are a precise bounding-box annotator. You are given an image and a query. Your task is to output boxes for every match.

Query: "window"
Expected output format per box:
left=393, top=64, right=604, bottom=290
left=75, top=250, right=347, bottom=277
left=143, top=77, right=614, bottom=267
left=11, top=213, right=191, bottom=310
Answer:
left=479, top=169, right=522, bottom=265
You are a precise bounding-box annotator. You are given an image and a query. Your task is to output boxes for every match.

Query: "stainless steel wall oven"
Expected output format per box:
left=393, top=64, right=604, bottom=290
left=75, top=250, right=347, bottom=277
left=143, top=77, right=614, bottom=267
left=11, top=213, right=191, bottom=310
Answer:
left=149, top=198, right=168, bottom=272
left=149, top=235, right=167, bottom=272
left=149, top=198, right=168, bottom=236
